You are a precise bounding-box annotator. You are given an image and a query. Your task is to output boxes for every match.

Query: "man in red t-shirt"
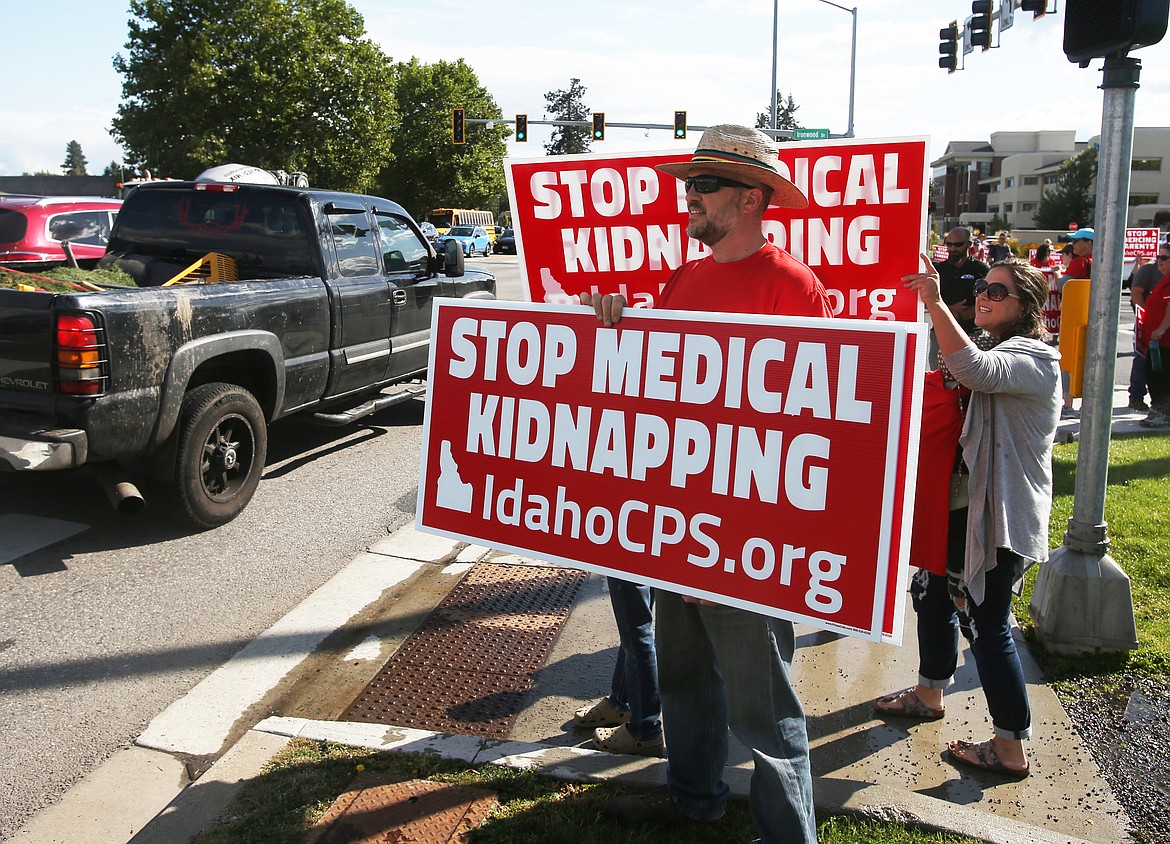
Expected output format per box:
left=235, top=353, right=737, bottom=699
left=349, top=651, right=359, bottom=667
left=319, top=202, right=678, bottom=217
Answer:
left=1059, top=228, right=1094, bottom=291
left=582, top=124, right=829, bottom=844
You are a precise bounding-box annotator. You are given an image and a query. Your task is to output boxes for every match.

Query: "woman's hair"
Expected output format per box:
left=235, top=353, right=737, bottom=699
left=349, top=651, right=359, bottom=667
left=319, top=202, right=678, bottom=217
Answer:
left=989, top=259, right=1049, bottom=341
left=1035, top=243, right=1050, bottom=263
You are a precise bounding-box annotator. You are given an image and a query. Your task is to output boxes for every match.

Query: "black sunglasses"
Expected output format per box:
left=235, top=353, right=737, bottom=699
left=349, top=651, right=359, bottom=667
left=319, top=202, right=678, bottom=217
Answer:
left=1157, top=254, right=1170, bottom=261
left=684, top=175, right=754, bottom=194
left=973, top=279, right=1020, bottom=302
left=944, top=240, right=969, bottom=248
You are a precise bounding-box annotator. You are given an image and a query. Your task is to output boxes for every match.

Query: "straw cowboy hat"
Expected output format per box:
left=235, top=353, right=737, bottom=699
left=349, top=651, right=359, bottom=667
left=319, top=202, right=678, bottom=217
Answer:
left=656, top=124, right=808, bottom=209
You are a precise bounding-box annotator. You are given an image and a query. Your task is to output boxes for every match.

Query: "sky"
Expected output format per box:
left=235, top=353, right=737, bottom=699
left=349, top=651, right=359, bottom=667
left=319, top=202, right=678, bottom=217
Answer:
left=3, top=0, right=1169, bottom=177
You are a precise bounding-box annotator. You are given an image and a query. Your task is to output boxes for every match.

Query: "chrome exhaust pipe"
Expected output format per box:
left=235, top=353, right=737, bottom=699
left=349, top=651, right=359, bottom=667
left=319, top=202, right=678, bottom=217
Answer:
left=93, top=463, right=146, bottom=516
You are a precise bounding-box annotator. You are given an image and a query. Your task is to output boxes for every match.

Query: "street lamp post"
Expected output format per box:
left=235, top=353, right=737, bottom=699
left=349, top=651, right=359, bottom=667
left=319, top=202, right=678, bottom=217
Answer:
left=772, top=0, right=858, bottom=138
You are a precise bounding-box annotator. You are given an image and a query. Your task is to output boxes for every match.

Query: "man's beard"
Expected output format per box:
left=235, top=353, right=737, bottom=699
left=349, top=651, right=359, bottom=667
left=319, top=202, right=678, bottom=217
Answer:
left=686, top=200, right=737, bottom=246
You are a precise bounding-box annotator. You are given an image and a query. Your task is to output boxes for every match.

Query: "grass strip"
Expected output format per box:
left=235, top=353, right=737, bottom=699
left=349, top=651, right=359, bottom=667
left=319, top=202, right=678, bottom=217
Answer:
left=1017, top=435, right=1170, bottom=681
left=193, top=739, right=978, bottom=844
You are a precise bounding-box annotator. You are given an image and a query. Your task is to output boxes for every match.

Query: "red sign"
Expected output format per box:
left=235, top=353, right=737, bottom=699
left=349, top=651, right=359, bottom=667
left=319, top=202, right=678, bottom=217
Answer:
left=1125, top=227, right=1160, bottom=259
left=417, top=300, right=926, bottom=643
left=503, top=137, right=929, bottom=323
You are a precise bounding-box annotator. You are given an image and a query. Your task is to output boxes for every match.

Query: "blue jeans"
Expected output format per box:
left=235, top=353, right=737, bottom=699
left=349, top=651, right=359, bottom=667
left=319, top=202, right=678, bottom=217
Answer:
left=1129, top=351, right=1149, bottom=404
left=656, top=592, right=816, bottom=844
left=914, top=551, right=1032, bottom=740
left=605, top=578, right=661, bottom=740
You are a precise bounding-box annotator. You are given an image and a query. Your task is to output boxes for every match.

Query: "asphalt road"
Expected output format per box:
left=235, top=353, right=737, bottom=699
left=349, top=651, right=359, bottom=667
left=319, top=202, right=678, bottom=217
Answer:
left=0, top=255, right=525, bottom=839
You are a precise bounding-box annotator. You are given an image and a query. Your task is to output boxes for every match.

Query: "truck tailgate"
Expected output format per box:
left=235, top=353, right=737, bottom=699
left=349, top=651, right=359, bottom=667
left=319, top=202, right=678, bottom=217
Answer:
left=0, top=289, right=55, bottom=395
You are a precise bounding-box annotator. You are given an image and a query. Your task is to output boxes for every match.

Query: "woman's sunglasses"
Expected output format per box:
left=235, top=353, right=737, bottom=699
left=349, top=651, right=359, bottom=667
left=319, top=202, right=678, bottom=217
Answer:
left=973, top=279, right=1020, bottom=302
left=684, top=175, right=754, bottom=194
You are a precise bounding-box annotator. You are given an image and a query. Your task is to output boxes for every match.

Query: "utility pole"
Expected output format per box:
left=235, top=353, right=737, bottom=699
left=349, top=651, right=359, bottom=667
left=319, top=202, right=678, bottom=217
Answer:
left=1030, top=55, right=1142, bottom=654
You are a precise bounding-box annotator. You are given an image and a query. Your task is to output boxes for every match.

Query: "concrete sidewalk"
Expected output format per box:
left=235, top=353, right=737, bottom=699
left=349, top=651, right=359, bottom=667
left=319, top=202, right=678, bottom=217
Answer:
left=15, top=389, right=1156, bottom=844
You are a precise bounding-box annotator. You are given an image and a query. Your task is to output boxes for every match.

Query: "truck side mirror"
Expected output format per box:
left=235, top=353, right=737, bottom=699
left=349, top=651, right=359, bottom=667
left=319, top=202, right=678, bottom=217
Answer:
left=443, top=240, right=465, bottom=277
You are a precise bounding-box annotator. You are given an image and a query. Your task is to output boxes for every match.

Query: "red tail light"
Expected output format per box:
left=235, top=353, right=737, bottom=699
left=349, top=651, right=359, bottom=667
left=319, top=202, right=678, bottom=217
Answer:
left=55, top=312, right=108, bottom=395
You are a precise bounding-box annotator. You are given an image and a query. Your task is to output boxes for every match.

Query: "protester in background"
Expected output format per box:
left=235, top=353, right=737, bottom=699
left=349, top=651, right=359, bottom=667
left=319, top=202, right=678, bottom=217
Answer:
left=1030, top=241, right=1056, bottom=270
left=1035, top=242, right=1062, bottom=340
left=1056, top=229, right=1094, bottom=418
left=1136, top=257, right=1170, bottom=429
left=571, top=578, right=662, bottom=755
left=1128, top=250, right=1166, bottom=411
left=988, top=231, right=1012, bottom=262
left=934, top=227, right=989, bottom=337
left=878, top=258, right=1060, bottom=780
left=970, top=230, right=989, bottom=264
left=583, top=124, right=831, bottom=844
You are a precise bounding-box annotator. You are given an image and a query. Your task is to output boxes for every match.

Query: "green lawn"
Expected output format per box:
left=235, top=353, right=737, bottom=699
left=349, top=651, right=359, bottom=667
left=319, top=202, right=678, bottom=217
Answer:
left=1018, top=435, right=1170, bottom=680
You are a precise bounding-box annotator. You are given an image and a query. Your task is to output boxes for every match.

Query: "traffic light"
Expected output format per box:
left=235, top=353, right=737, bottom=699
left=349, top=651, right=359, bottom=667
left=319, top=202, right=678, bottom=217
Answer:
left=515, top=113, right=528, bottom=142
left=592, top=112, right=605, bottom=141
left=674, top=110, right=687, bottom=139
left=939, top=22, right=959, bottom=72
left=1063, top=0, right=1169, bottom=64
left=1020, top=0, right=1046, bottom=18
left=969, top=1, right=992, bottom=50
left=452, top=108, right=466, bottom=145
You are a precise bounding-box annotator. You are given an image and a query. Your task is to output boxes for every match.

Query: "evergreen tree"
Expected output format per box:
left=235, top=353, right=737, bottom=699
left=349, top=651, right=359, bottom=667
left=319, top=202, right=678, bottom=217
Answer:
left=755, top=91, right=802, bottom=133
left=1034, top=147, right=1097, bottom=230
left=62, top=140, right=88, bottom=176
left=544, top=78, right=590, bottom=156
left=102, top=161, right=123, bottom=177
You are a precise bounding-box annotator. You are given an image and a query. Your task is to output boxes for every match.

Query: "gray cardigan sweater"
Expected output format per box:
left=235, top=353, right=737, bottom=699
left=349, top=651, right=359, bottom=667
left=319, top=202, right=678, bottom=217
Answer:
left=943, top=336, right=1062, bottom=605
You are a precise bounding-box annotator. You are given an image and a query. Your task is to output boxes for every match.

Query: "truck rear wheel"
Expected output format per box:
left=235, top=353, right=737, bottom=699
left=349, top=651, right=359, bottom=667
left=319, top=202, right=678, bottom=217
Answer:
left=173, top=383, right=267, bottom=529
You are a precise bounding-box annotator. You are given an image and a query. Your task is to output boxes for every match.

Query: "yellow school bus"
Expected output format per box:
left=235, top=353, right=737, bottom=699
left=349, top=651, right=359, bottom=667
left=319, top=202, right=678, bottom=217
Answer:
left=425, top=208, right=494, bottom=236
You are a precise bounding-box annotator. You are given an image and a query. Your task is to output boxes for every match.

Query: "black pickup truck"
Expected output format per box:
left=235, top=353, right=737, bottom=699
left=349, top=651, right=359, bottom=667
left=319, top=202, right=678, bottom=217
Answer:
left=0, top=180, right=495, bottom=527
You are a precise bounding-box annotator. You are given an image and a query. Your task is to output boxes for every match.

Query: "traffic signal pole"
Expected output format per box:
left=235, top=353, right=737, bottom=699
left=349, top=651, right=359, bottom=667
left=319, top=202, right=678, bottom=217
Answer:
left=463, top=116, right=824, bottom=141
left=1029, top=56, right=1141, bottom=654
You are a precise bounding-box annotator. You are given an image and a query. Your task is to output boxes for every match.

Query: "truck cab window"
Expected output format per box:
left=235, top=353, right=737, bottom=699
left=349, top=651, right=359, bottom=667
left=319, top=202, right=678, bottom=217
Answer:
left=328, top=210, right=380, bottom=278
left=375, top=213, right=428, bottom=275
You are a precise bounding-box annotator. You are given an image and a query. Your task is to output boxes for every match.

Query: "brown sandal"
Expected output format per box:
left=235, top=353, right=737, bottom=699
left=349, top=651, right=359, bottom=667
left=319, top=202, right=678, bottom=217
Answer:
left=948, top=739, right=1030, bottom=778
left=873, top=688, right=945, bottom=720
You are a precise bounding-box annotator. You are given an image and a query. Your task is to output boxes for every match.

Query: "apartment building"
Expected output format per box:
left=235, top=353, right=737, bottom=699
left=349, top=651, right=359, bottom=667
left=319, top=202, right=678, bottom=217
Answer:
left=930, top=128, right=1170, bottom=232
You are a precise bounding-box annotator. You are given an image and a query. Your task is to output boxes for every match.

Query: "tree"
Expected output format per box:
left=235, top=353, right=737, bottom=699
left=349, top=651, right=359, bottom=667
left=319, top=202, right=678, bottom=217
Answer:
left=62, top=141, right=88, bottom=176
left=755, top=91, right=803, bottom=133
left=1033, top=147, right=1098, bottom=230
left=544, top=78, right=590, bottom=156
left=987, top=212, right=1012, bottom=236
left=111, top=0, right=397, bottom=192
left=102, top=161, right=123, bottom=178
left=377, top=58, right=507, bottom=219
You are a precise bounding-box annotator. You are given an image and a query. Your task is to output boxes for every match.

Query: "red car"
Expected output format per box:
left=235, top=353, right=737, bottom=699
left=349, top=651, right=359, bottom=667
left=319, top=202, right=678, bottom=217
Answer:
left=0, top=195, right=122, bottom=269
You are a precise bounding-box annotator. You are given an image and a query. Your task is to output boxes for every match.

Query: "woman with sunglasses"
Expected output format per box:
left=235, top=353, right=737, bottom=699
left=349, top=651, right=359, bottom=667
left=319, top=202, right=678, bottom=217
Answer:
left=876, top=257, right=1060, bottom=779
